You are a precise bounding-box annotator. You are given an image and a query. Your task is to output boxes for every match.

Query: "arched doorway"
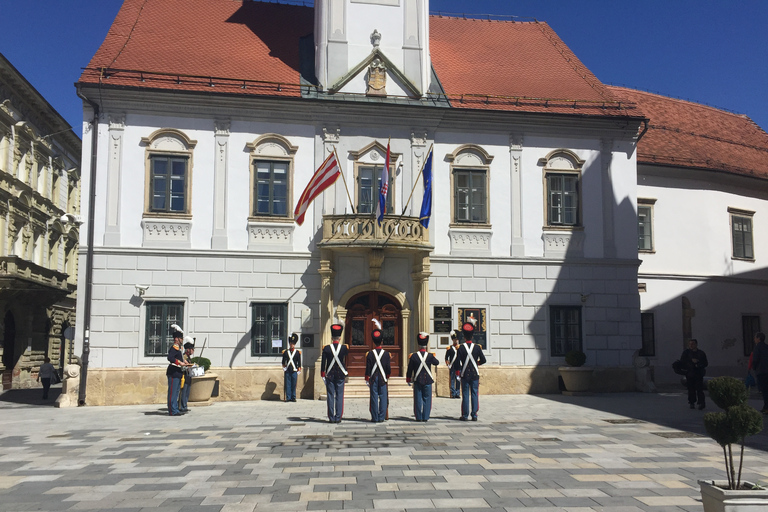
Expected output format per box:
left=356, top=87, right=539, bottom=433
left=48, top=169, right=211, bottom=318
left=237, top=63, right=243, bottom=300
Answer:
left=344, top=291, right=402, bottom=377
left=2, top=311, right=15, bottom=372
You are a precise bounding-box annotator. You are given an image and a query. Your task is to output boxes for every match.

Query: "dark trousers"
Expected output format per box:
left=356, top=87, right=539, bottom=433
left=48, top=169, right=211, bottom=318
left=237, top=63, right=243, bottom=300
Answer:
left=449, top=371, right=460, bottom=398
left=41, top=378, right=51, bottom=399
left=687, top=373, right=705, bottom=406
left=325, top=377, right=345, bottom=422
left=461, top=377, right=480, bottom=419
left=413, top=382, right=432, bottom=421
left=369, top=376, right=388, bottom=422
left=284, top=371, right=298, bottom=401
left=167, top=375, right=181, bottom=415
left=758, top=373, right=768, bottom=410
left=180, top=375, right=192, bottom=411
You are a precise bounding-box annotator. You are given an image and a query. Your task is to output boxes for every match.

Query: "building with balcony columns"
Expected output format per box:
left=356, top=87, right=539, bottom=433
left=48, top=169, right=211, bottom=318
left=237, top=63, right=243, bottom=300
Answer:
left=74, top=0, right=662, bottom=405
left=0, top=53, right=81, bottom=390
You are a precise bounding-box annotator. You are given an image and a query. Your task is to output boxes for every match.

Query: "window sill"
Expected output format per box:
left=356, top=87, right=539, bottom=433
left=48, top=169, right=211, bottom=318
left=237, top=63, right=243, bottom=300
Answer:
left=449, top=222, right=492, bottom=230
left=542, top=225, right=584, bottom=232
left=248, top=215, right=294, bottom=224
left=732, top=256, right=756, bottom=262
left=639, top=249, right=655, bottom=254
left=143, top=212, right=193, bottom=220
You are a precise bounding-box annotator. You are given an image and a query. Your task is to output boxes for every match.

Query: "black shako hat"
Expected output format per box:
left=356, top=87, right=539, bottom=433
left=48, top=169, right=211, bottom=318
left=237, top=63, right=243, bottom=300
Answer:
left=289, top=333, right=299, bottom=344
left=371, top=329, right=382, bottom=344
left=330, top=324, right=343, bottom=338
left=183, top=342, right=194, bottom=350
left=417, top=332, right=429, bottom=346
left=461, top=322, right=475, bottom=339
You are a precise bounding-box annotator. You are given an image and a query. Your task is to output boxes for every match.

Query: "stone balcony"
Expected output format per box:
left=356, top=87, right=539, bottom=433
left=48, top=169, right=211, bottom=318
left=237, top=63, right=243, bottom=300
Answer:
left=319, top=214, right=433, bottom=251
left=0, top=256, right=70, bottom=303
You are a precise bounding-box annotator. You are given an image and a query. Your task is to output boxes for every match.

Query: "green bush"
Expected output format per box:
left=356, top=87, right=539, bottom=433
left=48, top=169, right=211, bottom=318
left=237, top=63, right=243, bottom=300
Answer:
left=190, top=357, right=211, bottom=372
left=708, top=375, right=749, bottom=410
left=564, top=350, right=586, bottom=367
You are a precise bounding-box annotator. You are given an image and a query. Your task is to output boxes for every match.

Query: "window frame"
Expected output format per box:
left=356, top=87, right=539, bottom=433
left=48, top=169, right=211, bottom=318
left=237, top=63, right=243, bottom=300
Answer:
left=148, top=154, right=190, bottom=215
left=729, top=208, right=755, bottom=261
left=144, top=301, right=185, bottom=357
left=251, top=159, right=291, bottom=218
left=640, top=312, right=655, bottom=357
left=549, top=305, right=582, bottom=357
left=355, top=162, right=395, bottom=216
left=541, top=150, right=584, bottom=229
left=250, top=302, right=289, bottom=357
left=742, top=315, right=761, bottom=357
left=141, top=129, right=196, bottom=219
left=247, top=134, right=297, bottom=223
left=446, top=145, right=493, bottom=228
left=452, top=168, right=488, bottom=225
left=637, top=198, right=656, bottom=253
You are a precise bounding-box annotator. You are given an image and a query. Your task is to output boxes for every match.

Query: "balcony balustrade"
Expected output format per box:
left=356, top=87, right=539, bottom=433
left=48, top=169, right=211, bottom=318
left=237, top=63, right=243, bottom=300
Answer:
left=320, top=214, right=432, bottom=251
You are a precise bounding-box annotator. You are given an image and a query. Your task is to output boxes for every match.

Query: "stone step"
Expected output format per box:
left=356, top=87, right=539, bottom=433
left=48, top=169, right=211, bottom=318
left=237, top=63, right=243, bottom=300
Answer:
left=320, top=377, right=423, bottom=399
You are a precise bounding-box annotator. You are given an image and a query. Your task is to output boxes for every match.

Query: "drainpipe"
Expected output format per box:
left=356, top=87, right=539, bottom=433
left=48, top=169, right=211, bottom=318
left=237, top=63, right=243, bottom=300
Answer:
left=75, top=87, right=99, bottom=406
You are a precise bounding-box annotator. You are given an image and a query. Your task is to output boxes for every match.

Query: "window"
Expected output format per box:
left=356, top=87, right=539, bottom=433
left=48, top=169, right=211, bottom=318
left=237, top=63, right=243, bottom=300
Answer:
left=742, top=315, right=761, bottom=357
left=253, top=160, right=289, bottom=216
left=547, top=173, right=579, bottom=226
left=550, top=306, right=582, bottom=356
left=730, top=209, right=754, bottom=260
left=357, top=165, right=394, bottom=215
left=251, top=303, right=288, bottom=356
left=150, top=155, right=189, bottom=213
left=640, top=312, right=655, bottom=356
left=145, top=302, right=184, bottom=357
left=454, top=169, right=487, bottom=223
left=637, top=200, right=655, bottom=252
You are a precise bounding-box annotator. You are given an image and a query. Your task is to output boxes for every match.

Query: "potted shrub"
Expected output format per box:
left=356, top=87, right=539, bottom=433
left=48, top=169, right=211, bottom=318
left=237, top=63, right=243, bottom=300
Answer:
left=187, top=356, right=217, bottom=404
left=558, top=349, right=593, bottom=393
left=699, top=376, right=766, bottom=511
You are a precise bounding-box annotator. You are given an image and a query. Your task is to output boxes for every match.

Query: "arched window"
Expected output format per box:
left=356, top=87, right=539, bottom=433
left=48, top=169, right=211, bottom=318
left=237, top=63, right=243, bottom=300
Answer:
left=246, top=134, right=297, bottom=219
left=541, top=150, right=584, bottom=228
left=140, top=129, right=197, bottom=216
left=447, top=145, right=494, bottom=225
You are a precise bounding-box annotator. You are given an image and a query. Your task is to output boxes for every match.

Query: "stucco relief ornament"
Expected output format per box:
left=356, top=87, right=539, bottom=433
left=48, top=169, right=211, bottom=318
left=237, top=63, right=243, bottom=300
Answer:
left=370, top=29, right=381, bottom=48
left=366, top=58, right=387, bottom=97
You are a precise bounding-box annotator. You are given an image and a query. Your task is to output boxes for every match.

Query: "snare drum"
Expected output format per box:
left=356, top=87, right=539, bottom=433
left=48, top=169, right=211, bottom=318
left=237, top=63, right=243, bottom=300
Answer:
left=189, top=366, right=205, bottom=378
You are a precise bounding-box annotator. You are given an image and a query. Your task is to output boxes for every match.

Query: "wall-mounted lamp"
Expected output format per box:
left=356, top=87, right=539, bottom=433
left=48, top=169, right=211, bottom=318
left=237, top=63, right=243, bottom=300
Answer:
left=580, top=294, right=590, bottom=303
left=135, top=284, right=150, bottom=297
left=60, top=213, right=83, bottom=225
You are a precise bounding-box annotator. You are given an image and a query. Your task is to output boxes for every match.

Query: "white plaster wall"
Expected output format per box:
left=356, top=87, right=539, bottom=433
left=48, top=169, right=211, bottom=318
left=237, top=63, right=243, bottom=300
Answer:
left=347, top=3, right=406, bottom=71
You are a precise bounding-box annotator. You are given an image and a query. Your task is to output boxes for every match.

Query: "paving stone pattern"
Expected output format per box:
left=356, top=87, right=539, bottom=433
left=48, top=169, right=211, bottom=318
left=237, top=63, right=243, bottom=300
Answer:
left=1, top=392, right=767, bottom=511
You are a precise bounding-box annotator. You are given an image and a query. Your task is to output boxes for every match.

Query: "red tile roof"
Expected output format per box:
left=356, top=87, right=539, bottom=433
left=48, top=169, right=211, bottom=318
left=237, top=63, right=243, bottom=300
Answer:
left=79, top=0, right=640, bottom=118
left=609, top=87, right=768, bottom=180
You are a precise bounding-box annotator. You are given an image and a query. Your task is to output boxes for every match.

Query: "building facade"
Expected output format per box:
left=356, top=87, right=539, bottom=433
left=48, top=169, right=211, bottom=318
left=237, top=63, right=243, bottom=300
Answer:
left=0, top=53, right=81, bottom=389
left=72, top=0, right=649, bottom=405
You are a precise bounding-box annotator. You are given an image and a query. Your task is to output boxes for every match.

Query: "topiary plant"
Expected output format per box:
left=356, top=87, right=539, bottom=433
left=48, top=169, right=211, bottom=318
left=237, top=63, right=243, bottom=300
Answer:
left=190, top=356, right=211, bottom=372
left=703, top=376, right=763, bottom=490
left=564, top=350, right=587, bottom=367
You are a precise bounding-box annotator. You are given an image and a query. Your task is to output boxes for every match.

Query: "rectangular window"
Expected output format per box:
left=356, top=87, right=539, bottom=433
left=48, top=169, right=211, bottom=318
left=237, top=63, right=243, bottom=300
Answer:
left=732, top=214, right=754, bottom=259
left=638, top=205, right=653, bottom=251
left=253, top=160, right=289, bottom=217
left=145, top=302, right=184, bottom=356
left=454, top=169, right=487, bottom=223
left=640, top=312, right=655, bottom=356
left=550, top=306, right=582, bottom=356
left=546, top=173, right=579, bottom=226
left=743, top=315, right=760, bottom=357
left=251, top=303, right=288, bottom=356
left=357, top=165, right=394, bottom=215
left=150, top=155, right=188, bottom=213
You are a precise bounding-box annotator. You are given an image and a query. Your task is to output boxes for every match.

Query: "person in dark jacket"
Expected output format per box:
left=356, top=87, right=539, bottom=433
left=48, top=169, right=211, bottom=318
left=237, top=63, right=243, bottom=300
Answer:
left=451, top=322, right=487, bottom=421
left=365, top=325, right=391, bottom=422
left=750, top=332, right=768, bottom=413
left=406, top=332, right=440, bottom=422
left=167, top=325, right=191, bottom=416
left=320, top=324, right=348, bottom=423
left=680, top=338, right=708, bottom=410
left=282, top=333, right=302, bottom=402
left=445, top=331, right=460, bottom=398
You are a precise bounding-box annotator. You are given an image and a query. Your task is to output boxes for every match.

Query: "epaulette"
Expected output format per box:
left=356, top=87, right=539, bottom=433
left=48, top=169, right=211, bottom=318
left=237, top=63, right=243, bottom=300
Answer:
left=478, top=345, right=483, bottom=349
left=173, top=343, right=180, bottom=350
left=282, top=349, right=287, bottom=354
left=408, top=352, right=414, bottom=358
left=430, top=352, right=436, bottom=357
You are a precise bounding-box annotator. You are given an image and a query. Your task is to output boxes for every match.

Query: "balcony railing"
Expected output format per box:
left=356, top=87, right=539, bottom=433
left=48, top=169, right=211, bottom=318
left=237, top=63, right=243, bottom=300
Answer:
left=0, top=256, right=70, bottom=295
left=320, top=214, right=432, bottom=250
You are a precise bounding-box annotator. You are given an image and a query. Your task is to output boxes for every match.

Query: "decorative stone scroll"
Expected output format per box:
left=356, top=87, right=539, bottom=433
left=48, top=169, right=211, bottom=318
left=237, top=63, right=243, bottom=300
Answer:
left=542, top=230, right=585, bottom=258
left=142, top=219, right=192, bottom=248
left=449, top=229, right=492, bottom=255
left=247, top=222, right=294, bottom=251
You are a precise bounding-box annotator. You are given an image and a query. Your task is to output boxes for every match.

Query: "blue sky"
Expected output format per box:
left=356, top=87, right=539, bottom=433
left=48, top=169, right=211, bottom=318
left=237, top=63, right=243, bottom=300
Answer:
left=0, top=0, right=765, bottom=133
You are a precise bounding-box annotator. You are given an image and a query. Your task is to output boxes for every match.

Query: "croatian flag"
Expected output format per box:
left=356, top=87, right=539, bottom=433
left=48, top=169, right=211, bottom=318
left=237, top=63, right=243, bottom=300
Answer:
left=376, top=140, right=390, bottom=226
left=418, top=147, right=433, bottom=228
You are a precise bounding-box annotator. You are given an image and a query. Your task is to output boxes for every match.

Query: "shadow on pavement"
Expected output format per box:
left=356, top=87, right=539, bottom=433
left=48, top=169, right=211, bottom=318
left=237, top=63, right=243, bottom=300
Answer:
left=0, top=385, right=61, bottom=406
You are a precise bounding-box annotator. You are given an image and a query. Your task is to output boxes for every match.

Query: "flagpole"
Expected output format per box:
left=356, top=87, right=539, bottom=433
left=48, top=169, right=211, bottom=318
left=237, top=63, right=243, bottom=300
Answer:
left=401, top=143, right=433, bottom=215
left=334, top=147, right=356, bottom=214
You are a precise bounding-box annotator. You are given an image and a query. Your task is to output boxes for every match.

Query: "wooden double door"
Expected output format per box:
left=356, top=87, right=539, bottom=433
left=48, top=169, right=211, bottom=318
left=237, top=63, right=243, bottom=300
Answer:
left=345, top=291, right=402, bottom=377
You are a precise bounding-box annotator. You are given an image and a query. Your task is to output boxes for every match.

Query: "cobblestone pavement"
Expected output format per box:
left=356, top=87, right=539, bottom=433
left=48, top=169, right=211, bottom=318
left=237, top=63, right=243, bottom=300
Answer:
left=1, top=390, right=767, bottom=511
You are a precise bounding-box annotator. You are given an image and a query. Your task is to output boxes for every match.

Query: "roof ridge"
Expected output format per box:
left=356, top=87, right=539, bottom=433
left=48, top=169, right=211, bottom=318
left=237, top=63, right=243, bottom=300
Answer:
left=648, top=124, right=768, bottom=155
left=428, top=12, right=538, bottom=23
left=608, top=85, right=752, bottom=120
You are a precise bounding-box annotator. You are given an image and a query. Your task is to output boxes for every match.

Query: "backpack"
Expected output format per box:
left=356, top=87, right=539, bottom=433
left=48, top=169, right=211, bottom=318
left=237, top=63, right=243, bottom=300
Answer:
left=672, top=359, right=686, bottom=375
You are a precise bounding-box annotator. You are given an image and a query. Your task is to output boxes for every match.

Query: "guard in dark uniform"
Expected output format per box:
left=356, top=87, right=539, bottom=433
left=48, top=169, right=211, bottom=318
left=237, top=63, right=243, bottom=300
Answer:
left=282, top=333, right=302, bottom=402
left=166, top=325, right=188, bottom=416
left=365, top=325, right=391, bottom=422
left=445, top=330, right=460, bottom=398
left=451, top=322, right=486, bottom=421
left=406, top=332, right=440, bottom=422
left=179, top=337, right=195, bottom=413
left=321, top=323, right=348, bottom=423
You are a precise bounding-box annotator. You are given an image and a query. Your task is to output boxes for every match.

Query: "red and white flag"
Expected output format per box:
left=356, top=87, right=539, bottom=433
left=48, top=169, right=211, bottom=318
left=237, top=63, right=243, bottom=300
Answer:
left=294, top=152, right=340, bottom=226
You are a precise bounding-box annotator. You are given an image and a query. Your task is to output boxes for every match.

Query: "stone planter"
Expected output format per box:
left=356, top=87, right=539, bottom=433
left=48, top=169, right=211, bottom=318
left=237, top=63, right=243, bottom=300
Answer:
left=699, top=480, right=768, bottom=512
left=188, top=372, right=217, bottom=405
left=558, top=366, right=593, bottom=393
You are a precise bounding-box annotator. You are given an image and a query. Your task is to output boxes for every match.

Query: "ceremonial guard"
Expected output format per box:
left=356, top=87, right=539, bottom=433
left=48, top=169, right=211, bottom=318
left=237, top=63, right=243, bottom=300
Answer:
left=166, top=325, right=190, bottom=416
left=406, top=332, right=440, bottom=422
left=451, top=322, right=487, bottom=421
left=445, top=330, right=461, bottom=398
left=282, top=333, right=302, bottom=402
left=179, top=337, right=195, bottom=413
left=365, top=321, right=391, bottom=422
left=321, top=323, right=348, bottom=423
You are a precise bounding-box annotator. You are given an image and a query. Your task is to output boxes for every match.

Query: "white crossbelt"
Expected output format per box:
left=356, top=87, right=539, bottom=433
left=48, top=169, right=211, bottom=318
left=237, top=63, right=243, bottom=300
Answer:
left=460, top=343, right=480, bottom=378
left=372, top=349, right=388, bottom=383
left=327, top=342, right=348, bottom=376
left=447, top=346, right=457, bottom=365
left=287, top=349, right=298, bottom=372
left=415, top=351, right=433, bottom=381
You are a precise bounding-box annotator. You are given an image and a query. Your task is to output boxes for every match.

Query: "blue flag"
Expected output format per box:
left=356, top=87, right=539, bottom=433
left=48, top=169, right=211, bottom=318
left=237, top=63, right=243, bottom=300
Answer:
left=418, top=147, right=433, bottom=228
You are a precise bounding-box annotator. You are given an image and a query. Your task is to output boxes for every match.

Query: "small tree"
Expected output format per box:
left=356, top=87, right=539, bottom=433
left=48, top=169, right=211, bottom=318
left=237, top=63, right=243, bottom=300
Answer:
left=564, top=350, right=586, bottom=367
left=190, top=356, right=211, bottom=372
left=703, top=376, right=763, bottom=490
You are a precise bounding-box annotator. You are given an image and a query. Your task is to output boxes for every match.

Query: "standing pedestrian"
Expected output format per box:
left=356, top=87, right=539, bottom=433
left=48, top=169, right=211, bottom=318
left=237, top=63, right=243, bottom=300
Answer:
left=445, top=330, right=460, bottom=398
left=750, top=332, right=768, bottom=414
left=37, top=357, right=56, bottom=400
left=451, top=322, right=486, bottom=421
left=179, top=338, right=195, bottom=413
left=321, top=323, right=348, bottom=423
left=406, top=332, right=440, bottom=421
left=282, top=333, right=302, bottom=402
left=680, top=338, right=708, bottom=410
left=167, top=325, right=190, bottom=417
left=365, top=323, right=390, bottom=422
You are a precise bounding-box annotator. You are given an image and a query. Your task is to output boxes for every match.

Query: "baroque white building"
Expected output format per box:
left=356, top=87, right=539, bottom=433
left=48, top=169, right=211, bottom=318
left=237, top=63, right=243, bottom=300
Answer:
left=72, top=0, right=768, bottom=404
